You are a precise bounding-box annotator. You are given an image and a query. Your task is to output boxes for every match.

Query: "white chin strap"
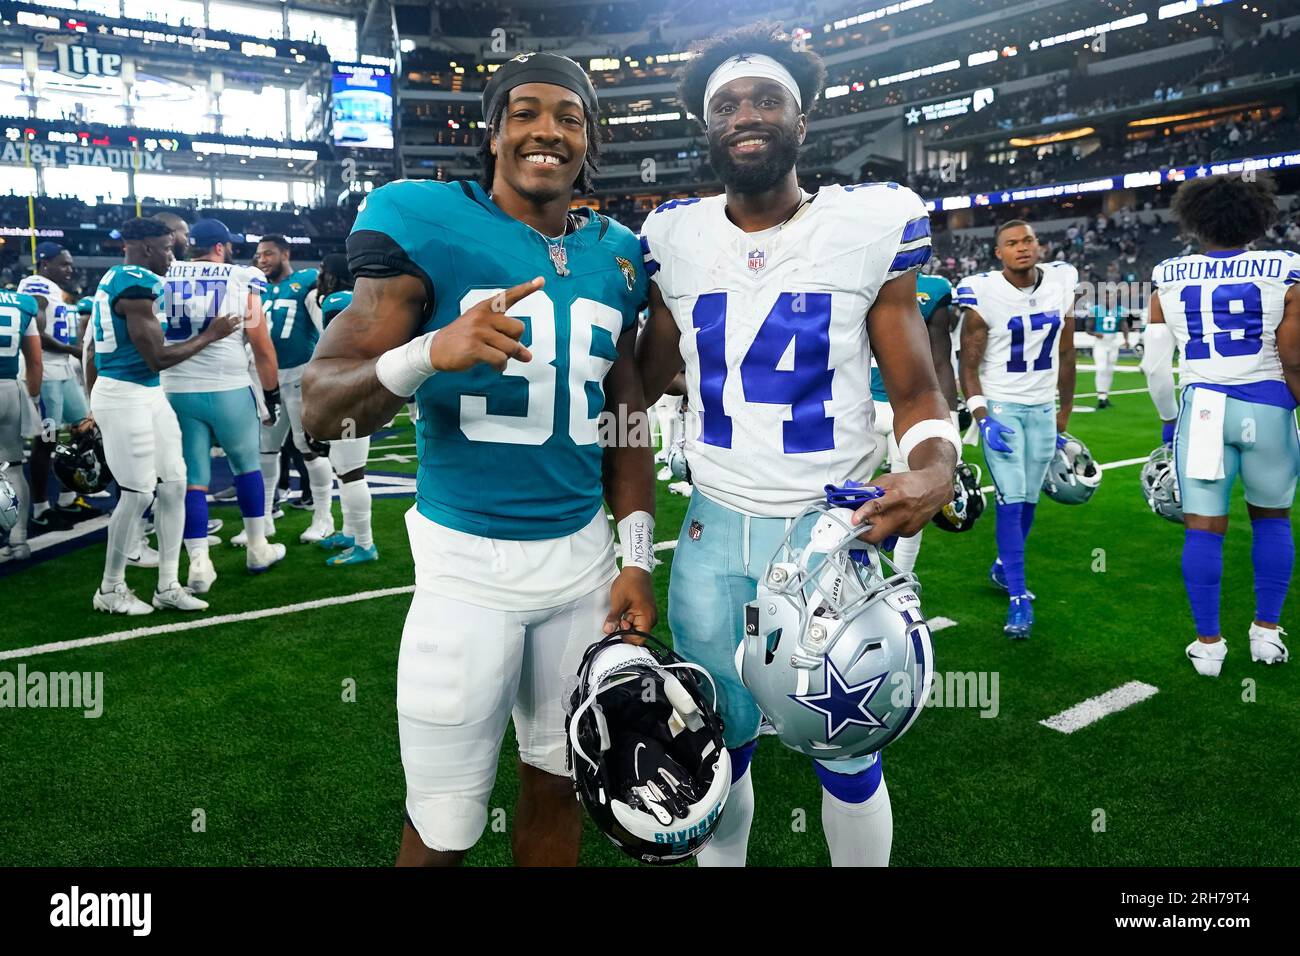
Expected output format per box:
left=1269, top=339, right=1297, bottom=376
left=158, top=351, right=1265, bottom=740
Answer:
left=704, top=53, right=802, bottom=113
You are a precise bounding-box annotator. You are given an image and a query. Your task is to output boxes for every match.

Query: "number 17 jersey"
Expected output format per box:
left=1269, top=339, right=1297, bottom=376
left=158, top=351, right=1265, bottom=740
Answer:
left=639, top=182, right=933, bottom=517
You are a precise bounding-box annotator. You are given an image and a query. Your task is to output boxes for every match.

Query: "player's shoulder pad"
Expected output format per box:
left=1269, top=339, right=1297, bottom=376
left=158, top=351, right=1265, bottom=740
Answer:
left=836, top=180, right=930, bottom=219
left=356, top=178, right=465, bottom=228
left=954, top=272, right=982, bottom=308
left=919, top=272, right=954, bottom=297
left=9, top=291, right=40, bottom=318
left=17, top=275, right=53, bottom=297
left=323, top=290, right=352, bottom=310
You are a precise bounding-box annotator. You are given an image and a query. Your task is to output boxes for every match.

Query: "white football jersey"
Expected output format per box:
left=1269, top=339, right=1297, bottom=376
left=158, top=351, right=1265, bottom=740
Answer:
left=955, top=260, right=1078, bottom=405
left=16, top=275, right=76, bottom=380
left=160, top=261, right=266, bottom=394
left=640, top=182, right=932, bottom=517
left=1153, top=250, right=1300, bottom=388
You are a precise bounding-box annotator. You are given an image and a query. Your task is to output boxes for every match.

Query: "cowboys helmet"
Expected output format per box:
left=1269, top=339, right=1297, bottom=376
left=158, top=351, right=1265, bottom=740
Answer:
left=666, top=438, right=691, bottom=482
left=1140, top=444, right=1183, bottom=523
left=932, top=461, right=986, bottom=533
left=1043, top=432, right=1101, bottom=505
left=566, top=632, right=730, bottom=865
left=0, top=465, right=19, bottom=533
left=52, top=423, right=111, bottom=495
left=738, top=485, right=934, bottom=762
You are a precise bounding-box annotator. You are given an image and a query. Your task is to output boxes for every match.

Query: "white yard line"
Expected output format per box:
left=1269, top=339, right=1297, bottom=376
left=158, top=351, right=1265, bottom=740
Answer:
left=1039, top=681, right=1159, bottom=734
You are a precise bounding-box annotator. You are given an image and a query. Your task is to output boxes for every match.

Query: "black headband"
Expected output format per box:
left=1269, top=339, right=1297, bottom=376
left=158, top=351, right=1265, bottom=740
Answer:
left=481, top=52, right=599, bottom=125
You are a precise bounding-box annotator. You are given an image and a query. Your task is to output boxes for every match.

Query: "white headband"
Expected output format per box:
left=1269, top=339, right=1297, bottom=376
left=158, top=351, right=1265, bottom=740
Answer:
left=703, top=53, right=802, bottom=114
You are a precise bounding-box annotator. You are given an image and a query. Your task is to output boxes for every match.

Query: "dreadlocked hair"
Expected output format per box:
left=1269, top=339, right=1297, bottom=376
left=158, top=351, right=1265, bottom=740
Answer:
left=677, top=20, right=827, bottom=126
left=477, top=97, right=603, bottom=196
left=1171, top=171, right=1278, bottom=249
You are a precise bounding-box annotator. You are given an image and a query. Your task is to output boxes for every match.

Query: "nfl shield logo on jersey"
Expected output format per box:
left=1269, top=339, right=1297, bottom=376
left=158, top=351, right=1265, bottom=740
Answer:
left=747, top=248, right=766, bottom=273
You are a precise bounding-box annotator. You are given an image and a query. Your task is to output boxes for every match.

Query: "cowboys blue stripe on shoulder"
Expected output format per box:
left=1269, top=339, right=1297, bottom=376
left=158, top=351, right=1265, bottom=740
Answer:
left=889, top=245, right=932, bottom=273
left=900, top=216, right=931, bottom=244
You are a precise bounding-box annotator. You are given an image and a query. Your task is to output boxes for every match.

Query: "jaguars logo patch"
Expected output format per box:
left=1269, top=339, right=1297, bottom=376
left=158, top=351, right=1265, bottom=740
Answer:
left=615, top=255, right=636, bottom=292
left=916, top=291, right=931, bottom=306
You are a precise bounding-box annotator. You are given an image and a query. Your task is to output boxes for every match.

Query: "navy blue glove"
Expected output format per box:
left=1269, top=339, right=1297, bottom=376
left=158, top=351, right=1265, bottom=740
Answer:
left=978, top=415, right=1016, bottom=454
left=1161, top=421, right=1175, bottom=445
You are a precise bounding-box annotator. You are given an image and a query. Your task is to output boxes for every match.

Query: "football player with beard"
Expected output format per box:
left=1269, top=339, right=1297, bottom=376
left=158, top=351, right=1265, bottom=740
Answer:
left=636, top=23, right=958, bottom=867
left=302, top=53, right=656, bottom=866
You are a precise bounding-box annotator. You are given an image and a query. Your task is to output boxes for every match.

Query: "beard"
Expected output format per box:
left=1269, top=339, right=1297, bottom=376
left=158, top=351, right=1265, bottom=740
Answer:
left=708, top=129, right=800, bottom=195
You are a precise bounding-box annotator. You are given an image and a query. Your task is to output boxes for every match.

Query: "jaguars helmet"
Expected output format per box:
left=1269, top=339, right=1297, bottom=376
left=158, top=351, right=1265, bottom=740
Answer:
left=1043, top=432, right=1101, bottom=505
left=738, top=484, right=934, bottom=763
left=566, top=632, right=730, bottom=865
left=932, top=461, right=986, bottom=533
left=52, top=423, right=111, bottom=495
left=1140, top=444, right=1183, bottom=523
left=0, top=465, right=19, bottom=533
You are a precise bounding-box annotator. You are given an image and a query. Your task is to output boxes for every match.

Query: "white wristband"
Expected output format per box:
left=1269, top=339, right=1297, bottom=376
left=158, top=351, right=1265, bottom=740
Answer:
left=375, top=331, right=437, bottom=398
left=965, top=393, right=987, bottom=414
left=898, top=418, right=963, bottom=468
left=617, top=510, right=656, bottom=574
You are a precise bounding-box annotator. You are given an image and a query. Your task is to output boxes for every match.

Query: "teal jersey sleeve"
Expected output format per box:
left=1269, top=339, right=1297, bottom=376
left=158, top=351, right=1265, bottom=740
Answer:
left=321, top=290, right=354, bottom=328
left=871, top=274, right=954, bottom=403
left=92, top=265, right=167, bottom=386
left=0, top=290, right=39, bottom=379
left=263, top=267, right=321, bottom=369
left=76, top=296, right=94, bottom=317
left=346, top=179, right=650, bottom=540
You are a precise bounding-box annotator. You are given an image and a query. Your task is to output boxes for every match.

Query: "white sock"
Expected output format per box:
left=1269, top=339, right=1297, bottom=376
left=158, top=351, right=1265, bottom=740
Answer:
left=102, top=488, right=149, bottom=592
left=33, top=500, right=49, bottom=517
left=893, top=528, right=923, bottom=573
left=155, top=479, right=185, bottom=592
left=339, top=478, right=373, bottom=549
left=7, top=465, right=29, bottom=544
left=244, top=514, right=266, bottom=549
left=184, top=538, right=209, bottom=561
left=58, top=490, right=75, bottom=506
left=822, top=777, right=892, bottom=867
left=697, top=768, right=754, bottom=867
left=305, top=456, right=334, bottom=527
left=260, top=450, right=280, bottom=518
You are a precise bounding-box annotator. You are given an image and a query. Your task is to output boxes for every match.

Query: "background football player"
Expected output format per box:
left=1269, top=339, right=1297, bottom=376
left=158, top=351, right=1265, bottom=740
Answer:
left=162, top=218, right=284, bottom=592
left=1142, top=172, right=1300, bottom=676
left=254, top=233, right=334, bottom=544
left=86, top=218, right=240, bottom=615
left=1088, top=292, right=1129, bottom=409
left=303, top=53, right=657, bottom=866
left=0, top=285, right=42, bottom=563
left=958, top=220, right=1078, bottom=639
left=18, top=242, right=95, bottom=531
left=312, top=253, right=377, bottom=567
left=637, top=23, right=959, bottom=867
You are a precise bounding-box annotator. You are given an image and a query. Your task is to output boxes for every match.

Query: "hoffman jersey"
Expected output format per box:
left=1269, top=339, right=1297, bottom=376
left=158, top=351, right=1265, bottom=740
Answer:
left=320, top=290, right=353, bottom=327
left=0, top=289, right=40, bottom=380
left=16, top=275, right=77, bottom=381
left=956, top=260, right=1078, bottom=405
left=262, top=267, right=321, bottom=371
left=348, top=179, right=648, bottom=540
left=161, top=260, right=267, bottom=394
left=1153, top=249, right=1300, bottom=409
left=639, top=182, right=932, bottom=517
left=91, top=264, right=167, bottom=387
left=870, top=272, right=953, bottom=403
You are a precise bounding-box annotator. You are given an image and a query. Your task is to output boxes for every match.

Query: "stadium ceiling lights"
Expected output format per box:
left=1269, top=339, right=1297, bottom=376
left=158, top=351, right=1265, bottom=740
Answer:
left=1028, top=13, right=1149, bottom=51
left=1158, top=0, right=1228, bottom=19
left=823, top=0, right=933, bottom=34
left=1127, top=102, right=1264, bottom=127
left=1007, top=127, right=1095, bottom=147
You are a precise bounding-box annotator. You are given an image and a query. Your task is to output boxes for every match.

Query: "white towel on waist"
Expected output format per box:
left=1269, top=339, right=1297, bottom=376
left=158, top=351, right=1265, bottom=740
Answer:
left=1185, top=387, right=1227, bottom=481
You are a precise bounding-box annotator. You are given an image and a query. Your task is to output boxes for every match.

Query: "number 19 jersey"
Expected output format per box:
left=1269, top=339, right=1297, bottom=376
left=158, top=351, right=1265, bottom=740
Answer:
left=639, top=182, right=933, bottom=517
left=955, top=260, right=1078, bottom=406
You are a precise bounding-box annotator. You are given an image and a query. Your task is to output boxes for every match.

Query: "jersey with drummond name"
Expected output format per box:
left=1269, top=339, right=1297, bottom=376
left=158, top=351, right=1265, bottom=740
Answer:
left=870, top=272, right=952, bottom=403
left=1153, top=250, right=1299, bottom=405
left=262, top=268, right=320, bottom=370
left=161, top=260, right=266, bottom=393
left=956, top=260, right=1078, bottom=405
left=16, top=275, right=77, bottom=381
left=91, top=264, right=167, bottom=387
left=639, top=182, right=933, bottom=517
left=321, top=290, right=353, bottom=327
left=348, top=179, right=648, bottom=540
left=0, top=290, right=39, bottom=380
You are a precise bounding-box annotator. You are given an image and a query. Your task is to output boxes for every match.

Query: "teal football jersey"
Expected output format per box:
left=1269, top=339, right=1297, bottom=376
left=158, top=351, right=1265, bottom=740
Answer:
left=92, top=264, right=167, bottom=386
left=1091, top=304, right=1120, bottom=335
left=348, top=179, right=649, bottom=540
left=870, top=272, right=953, bottom=403
left=321, top=289, right=353, bottom=327
left=262, top=267, right=320, bottom=369
left=0, top=290, right=39, bottom=379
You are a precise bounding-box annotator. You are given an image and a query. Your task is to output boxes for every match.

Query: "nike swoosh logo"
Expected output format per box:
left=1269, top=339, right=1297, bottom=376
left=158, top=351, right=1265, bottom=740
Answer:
left=633, top=742, right=646, bottom=780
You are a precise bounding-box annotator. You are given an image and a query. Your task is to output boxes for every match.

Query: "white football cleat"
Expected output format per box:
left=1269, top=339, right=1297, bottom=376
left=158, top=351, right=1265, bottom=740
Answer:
left=1186, top=638, right=1227, bottom=677
left=0, top=542, right=32, bottom=563
left=232, top=519, right=277, bottom=548
left=152, top=584, right=209, bottom=612
left=656, top=465, right=672, bottom=481
left=1249, top=623, right=1289, bottom=664
left=299, top=519, right=335, bottom=544
left=207, top=518, right=224, bottom=535
left=187, top=553, right=218, bottom=594
left=246, top=540, right=286, bottom=573
left=93, top=582, right=153, bottom=616
left=127, top=540, right=160, bottom=568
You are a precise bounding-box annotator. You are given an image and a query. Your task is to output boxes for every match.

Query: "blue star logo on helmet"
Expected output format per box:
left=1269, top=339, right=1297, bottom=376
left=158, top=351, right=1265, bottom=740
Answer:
left=789, top=657, right=889, bottom=741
